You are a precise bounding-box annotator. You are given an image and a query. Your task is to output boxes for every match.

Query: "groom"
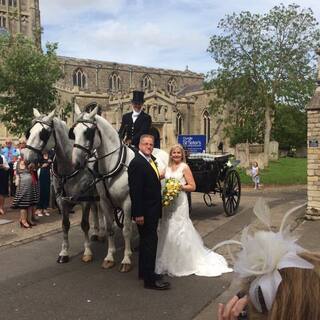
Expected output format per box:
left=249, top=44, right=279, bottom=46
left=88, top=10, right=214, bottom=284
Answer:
left=128, top=134, right=170, bottom=290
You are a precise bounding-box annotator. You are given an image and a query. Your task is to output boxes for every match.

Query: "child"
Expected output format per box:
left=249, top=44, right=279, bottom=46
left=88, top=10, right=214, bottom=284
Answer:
left=251, top=161, right=260, bottom=190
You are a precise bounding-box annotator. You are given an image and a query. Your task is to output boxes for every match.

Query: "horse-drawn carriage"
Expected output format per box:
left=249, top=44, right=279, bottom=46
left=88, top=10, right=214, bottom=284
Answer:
left=187, top=153, right=241, bottom=216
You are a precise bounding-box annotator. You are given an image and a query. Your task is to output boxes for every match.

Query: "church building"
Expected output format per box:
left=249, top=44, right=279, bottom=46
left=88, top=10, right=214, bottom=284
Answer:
left=0, top=0, right=226, bottom=152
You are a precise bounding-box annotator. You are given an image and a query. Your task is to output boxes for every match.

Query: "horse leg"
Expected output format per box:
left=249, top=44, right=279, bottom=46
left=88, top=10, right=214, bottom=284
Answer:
left=101, top=198, right=116, bottom=269
left=90, top=202, right=99, bottom=242
left=97, top=202, right=106, bottom=242
left=81, top=202, right=93, bottom=263
left=57, top=202, right=70, bottom=263
left=119, top=201, right=133, bottom=273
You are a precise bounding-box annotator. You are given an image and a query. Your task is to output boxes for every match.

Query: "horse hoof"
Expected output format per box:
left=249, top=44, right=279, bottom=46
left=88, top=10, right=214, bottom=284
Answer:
left=82, top=255, right=93, bottom=263
left=101, top=260, right=115, bottom=269
left=98, top=236, right=106, bottom=243
left=57, top=255, right=69, bottom=263
left=90, top=235, right=99, bottom=242
left=119, top=263, right=132, bottom=273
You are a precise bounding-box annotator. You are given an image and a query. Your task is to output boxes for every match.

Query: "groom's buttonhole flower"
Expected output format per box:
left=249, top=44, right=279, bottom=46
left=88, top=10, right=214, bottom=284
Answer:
left=162, top=178, right=181, bottom=207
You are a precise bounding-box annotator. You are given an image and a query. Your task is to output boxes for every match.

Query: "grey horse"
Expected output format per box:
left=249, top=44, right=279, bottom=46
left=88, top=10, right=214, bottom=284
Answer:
left=70, top=105, right=169, bottom=272
left=23, top=109, right=105, bottom=263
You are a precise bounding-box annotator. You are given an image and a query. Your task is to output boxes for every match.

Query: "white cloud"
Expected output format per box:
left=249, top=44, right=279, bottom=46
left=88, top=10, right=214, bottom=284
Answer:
left=39, top=0, right=320, bottom=73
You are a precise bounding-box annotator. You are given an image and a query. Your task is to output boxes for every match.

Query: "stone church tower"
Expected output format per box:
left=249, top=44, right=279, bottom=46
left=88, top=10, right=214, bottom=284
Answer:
left=0, top=0, right=41, bottom=46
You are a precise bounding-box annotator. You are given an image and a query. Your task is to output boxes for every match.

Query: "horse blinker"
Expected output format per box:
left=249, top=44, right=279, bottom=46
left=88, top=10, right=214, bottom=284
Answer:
left=69, top=128, right=75, bottom=140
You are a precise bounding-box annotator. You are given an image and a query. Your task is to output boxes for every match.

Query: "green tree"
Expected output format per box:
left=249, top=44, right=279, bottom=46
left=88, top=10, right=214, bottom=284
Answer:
left=0, top=33, right=63, bottom=135
left=272, top=104, right=307, bottom=150
left=207, top=4, right=320, bottom=163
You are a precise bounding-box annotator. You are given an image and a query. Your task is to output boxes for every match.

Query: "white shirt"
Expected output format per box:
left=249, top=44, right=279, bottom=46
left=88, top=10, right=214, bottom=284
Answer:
left=132, top=110, right=142, bottom=123
left=139, top=151, right=151, bottom=163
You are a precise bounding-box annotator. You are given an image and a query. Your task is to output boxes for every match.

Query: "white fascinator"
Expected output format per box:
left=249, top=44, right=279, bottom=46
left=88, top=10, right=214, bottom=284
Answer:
left=213, top=198, right=313, bottom=313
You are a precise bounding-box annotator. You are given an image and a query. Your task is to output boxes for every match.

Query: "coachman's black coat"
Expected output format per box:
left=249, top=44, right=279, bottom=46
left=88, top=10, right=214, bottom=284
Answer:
left=128, top=152, right=162, bottom=284
left=118, top=111, right=151, bottom=147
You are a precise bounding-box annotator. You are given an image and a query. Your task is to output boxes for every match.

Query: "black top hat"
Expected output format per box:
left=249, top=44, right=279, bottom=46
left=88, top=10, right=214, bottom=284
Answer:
left=132, top=91, right=145, bottom=104
left=84, top=102, right=102, bottom=115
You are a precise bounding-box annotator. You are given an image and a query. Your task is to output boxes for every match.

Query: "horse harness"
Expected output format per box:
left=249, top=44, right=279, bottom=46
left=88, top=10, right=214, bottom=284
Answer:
left=71, top=118, right=129, bottom=228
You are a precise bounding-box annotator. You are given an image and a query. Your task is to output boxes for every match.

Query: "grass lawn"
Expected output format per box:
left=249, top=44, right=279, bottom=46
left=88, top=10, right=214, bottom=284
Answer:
left=238, top=157, right=307, bottom=186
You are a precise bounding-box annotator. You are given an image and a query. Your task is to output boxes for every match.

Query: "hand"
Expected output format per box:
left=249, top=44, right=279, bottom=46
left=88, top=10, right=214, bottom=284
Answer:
left=218, top=295, right=249, bottom=320
left=124, top=138, right=132, bottom=146
left=135, top=216, right=144, bottom=225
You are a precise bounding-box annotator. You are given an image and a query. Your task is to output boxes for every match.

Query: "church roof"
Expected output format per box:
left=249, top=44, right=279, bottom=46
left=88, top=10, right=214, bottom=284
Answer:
left=176, top=83, right=204, bottom=96
left=58, top=56, right=204, bottom=79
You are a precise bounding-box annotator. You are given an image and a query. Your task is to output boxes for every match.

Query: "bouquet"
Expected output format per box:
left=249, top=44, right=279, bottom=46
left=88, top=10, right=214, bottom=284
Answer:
left=162, top=178, right=181, bottom=207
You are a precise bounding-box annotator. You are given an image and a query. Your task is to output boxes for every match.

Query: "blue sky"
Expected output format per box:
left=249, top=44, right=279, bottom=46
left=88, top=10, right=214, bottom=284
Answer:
left=40, top=0, right=320, bottom=74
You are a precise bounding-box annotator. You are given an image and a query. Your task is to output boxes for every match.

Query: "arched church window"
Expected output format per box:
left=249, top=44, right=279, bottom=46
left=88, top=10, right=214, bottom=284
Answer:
left=8, top=0, right=16, bottom=6
left=167, top=78, right=177, bottom=94
left=73, top=69, right=87, bottom=89
left=0, top=15, right=6, bottom=28
left=203, top=110, right=211, bottom=142
left=142, top=74, right=152, bottom=91
left=109, top=72, right=121, bottom=91
left=176, top=112, right=183, bottom=136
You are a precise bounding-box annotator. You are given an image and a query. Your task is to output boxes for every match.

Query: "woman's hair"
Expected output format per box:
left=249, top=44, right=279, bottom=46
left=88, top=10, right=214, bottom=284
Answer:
left=247, top=251, right=320, bottom=320
left=168, top=144, right=186, bottom=166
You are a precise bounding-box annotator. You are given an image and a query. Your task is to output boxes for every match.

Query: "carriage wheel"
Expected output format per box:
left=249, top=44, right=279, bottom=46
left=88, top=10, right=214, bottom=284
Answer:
left=114, top=207, right=124, bottom=229
left=222, top=170, right=241, bottom=216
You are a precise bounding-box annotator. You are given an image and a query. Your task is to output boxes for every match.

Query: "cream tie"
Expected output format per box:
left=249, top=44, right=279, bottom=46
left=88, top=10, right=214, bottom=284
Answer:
left=149, top=159, right=159, bottom=179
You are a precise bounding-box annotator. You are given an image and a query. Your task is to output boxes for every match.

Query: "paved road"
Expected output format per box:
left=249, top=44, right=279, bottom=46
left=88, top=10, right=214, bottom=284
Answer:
left=0, top=187, right=307, bottom=320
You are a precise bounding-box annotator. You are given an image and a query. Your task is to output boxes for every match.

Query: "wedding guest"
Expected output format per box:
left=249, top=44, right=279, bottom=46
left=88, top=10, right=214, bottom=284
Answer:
left=119, top=91, right=151, bottom=148
left=156, top=144, right=232, bottom=277
left=0, top=153, right=9, bottom=215
left=35, top=152, right=52, bottom=216
left=218, top=251, right=320, bottom=320
left=216, top=200, right=319, bottom=320
left=12, top=158, right=39, bottom=228
left=1, top=139, right=20, bottom=196
left=128, top=134, right=170, bottom=290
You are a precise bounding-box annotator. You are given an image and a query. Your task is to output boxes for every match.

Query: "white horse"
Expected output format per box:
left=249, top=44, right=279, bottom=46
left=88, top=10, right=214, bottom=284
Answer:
left=23, top=109, right=105, bottom=264
left=71, top=105, right=169, bottom=272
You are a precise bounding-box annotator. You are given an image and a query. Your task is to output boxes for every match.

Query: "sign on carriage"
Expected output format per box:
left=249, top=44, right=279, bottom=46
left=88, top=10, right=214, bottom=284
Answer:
left=178, top=135, right=206, bottom=154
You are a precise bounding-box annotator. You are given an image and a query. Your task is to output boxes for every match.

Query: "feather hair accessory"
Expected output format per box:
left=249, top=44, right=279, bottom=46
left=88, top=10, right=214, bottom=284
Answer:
left=213, top=198, right=313, bottom=313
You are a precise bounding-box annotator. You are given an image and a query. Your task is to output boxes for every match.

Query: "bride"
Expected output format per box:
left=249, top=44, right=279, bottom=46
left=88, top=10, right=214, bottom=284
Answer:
left=155, top=144, right=232, bottom=277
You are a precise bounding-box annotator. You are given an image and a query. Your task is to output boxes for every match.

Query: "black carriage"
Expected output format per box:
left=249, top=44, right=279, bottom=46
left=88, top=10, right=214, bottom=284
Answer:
left=187, top=153, right=241, bottom=216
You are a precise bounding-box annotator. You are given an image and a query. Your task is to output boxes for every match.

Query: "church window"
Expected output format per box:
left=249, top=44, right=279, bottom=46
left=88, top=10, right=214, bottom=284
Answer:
left=176, top=112, right=183, bottom=136
left=167, top=78, right=177, bottom=94
left=1, top=0, right=6, bottom=6
left=142, top=74, right=152, bottom=91
left=73, top=69, right=87, bottom=89
left=109, top=72, right=121, bottom=91
left=203, top=110, right=211, bottom=142
left=8, top=0, right=17, bottom=6
left=0, top=16, right=6, bottom=28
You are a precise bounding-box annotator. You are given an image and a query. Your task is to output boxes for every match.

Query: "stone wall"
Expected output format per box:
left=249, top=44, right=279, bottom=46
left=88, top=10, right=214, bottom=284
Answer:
left=234, top=141, right=279, bottom=169
left=306, top=93, right=320, bottom=219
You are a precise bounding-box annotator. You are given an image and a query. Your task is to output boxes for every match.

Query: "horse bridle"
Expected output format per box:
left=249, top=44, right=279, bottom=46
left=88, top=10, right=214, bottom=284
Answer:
left=69, top=119, right=100, bottom=156
left=71, top=118, right=127, bottom=176
left=25, top=119, right=54, bottom=155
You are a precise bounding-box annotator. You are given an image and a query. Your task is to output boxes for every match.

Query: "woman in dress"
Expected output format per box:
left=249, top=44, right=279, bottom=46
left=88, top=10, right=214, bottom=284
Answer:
left=35, top=152, right=52, bottom=217
left=12, top=158, right=39, bottom=228
left=0, top=153, right=9, bottom=215
left=155, top=144, right=232, bottom=277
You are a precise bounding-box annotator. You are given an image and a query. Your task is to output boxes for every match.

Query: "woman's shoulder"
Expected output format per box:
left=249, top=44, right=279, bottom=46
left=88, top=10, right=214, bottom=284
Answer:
left=181, top=162, right=190, bottom=171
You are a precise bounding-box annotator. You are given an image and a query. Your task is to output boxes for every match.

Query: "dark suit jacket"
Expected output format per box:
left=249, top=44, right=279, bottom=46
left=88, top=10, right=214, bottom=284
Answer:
left=128, top=152, right=162, bottom=220
left=119, top=111, right=151, bottom=147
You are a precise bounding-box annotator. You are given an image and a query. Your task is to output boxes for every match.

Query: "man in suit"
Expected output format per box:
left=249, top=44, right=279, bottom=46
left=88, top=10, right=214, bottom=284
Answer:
left=119, top=91, right=151, bottom=148
left=128, top=134, right=170, bottom=290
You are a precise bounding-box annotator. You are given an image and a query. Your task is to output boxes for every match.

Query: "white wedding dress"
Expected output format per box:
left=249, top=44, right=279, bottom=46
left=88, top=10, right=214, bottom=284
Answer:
left=155, top=163, right=233, bottom=277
